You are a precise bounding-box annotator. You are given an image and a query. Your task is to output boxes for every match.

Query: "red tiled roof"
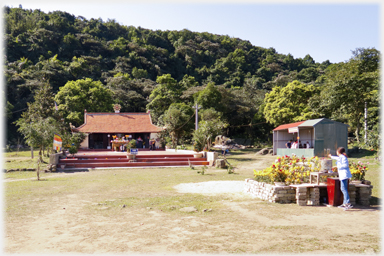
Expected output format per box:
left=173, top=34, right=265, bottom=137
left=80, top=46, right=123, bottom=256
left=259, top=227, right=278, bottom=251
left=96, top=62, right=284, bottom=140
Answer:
left=273, top=121, right=306, bottom=131
left=73, top=112, right=162, bottom=133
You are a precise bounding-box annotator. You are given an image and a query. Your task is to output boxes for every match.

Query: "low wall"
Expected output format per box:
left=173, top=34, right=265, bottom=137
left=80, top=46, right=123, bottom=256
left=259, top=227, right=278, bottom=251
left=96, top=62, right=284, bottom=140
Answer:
left=49, top=152, right=63, bottom=165
left=244, top=179, right=373, bottom=206
left=244, top=179, right=296, bottom=203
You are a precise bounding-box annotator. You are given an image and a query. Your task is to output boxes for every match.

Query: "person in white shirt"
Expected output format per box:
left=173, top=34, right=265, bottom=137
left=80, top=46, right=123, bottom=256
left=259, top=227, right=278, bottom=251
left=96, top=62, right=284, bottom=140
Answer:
left=328, top=147, right=353, bottom=210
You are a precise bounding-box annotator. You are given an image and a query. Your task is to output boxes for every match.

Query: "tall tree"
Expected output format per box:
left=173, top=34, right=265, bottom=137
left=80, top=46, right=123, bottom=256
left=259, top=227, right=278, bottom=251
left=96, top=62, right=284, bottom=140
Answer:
left=54, top=78, right=114, bottom=126
left=161, top=103, right=194, bottom=148
left=147, top=74, right=184, bottom=123
left=263, top=80, right=319, bottom=126
left=312, top=48, right=380, bottom=142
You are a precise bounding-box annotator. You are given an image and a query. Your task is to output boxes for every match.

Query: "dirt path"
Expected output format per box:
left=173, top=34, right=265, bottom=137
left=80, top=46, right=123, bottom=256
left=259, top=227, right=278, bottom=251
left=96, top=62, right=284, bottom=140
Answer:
left=5, top=180, right=380, bottom=254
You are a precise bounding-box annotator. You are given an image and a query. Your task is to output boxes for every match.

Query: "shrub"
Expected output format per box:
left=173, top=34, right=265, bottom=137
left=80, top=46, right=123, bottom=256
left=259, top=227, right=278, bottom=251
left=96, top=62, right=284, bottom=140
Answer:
left=127, top=139, right=137, bottom=149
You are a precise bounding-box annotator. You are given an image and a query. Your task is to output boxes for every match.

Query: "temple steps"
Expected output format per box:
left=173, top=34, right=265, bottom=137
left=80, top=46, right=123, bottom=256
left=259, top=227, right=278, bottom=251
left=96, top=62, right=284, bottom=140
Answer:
left=58, top=153, right=209, bottom=169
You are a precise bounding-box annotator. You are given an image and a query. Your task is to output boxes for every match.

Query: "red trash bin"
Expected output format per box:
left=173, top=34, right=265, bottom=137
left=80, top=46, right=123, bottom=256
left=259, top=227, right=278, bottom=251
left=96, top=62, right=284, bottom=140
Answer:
left=327, top=178, right=344, bottom=206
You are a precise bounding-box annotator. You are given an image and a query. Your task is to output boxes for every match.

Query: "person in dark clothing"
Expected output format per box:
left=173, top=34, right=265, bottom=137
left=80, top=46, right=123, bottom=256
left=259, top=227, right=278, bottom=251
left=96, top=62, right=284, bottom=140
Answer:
left=285, top=140, right=292, bottom=148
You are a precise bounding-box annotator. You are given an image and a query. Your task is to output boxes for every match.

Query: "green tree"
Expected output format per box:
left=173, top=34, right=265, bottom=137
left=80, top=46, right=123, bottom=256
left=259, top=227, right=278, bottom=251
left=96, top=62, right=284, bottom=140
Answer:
left=193, top=118, right=227, bottom=151
left=54, top=78, right=114, bottom=126
left=313, top=48, right=380, bottom=142
left=20, top=82, right=57, bottom=122
left=16, top=116, right=60, bottom=179
left=106, top=75, right=154, bottom=112
left=161, top=103, right=194, bottom=148
left=263, top=80, right=319, bottom=126
left=193, top=82, right=222, bottom=111
left=147, top=74, right=184, bottom=123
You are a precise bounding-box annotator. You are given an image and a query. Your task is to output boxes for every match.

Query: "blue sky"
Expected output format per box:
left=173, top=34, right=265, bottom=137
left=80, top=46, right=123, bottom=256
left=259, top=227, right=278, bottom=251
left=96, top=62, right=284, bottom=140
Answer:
left=2, top=1, right=381, bottom=63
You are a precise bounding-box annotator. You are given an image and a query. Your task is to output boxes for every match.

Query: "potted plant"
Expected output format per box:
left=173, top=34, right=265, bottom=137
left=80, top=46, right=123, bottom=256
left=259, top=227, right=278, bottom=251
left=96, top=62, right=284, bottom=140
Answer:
left=113, top=103, right=122, bottom=113
left=193, top=141, right=204, bottom=158
left=192, top=130, right=205, bottom=158
left=126, top=139, right=137, bottom=160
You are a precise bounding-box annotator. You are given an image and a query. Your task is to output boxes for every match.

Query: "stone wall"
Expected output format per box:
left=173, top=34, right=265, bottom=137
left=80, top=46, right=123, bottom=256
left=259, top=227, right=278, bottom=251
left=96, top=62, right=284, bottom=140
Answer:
left=244, top=179, right=373, bottom=206
left=244, top=179, right=296, bottom=203
left=355, top=184, right=373, bottom=206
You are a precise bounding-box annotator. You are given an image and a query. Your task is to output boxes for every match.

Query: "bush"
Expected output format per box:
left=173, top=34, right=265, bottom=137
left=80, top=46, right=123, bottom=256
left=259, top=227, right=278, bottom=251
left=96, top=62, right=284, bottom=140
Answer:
left=68, top=146, right=78, bottom=155
left=127, top=139, right=137, bottom=149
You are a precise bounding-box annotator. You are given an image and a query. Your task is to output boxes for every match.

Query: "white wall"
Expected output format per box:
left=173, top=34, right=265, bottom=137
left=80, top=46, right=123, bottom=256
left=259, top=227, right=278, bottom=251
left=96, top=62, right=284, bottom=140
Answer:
left=79, top=134, right=89, bottom=149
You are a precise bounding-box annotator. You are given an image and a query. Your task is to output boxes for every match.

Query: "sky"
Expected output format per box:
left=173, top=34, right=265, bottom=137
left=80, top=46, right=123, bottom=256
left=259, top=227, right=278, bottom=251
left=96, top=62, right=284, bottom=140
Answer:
left=2, top=0, right=381, bottom=64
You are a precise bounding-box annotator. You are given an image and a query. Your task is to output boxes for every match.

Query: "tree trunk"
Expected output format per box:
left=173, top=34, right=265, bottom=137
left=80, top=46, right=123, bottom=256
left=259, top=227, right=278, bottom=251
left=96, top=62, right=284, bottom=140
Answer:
left=355, top=122, right=361, bottom=143
left=31, top=146, right=34, bottom=159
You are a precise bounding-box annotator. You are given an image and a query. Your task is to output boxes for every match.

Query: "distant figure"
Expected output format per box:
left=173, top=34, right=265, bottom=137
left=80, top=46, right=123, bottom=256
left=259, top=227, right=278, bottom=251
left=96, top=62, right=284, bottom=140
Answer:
left=285, top=140, right=292, bottom=148
left=291, top=141, right=297, bottom=149
left=299, top=140, right=303, bottom=148
left=150, top=139, right=155, bottom=150
left=221, top=141, right=229, bottom=155
left=137, top=136, right=143, bottom=148
left=306, top=141, right=311, bottom=148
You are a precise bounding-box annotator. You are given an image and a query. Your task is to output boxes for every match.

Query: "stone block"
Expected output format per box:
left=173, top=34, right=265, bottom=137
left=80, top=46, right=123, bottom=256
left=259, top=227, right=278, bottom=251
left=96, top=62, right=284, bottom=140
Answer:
left=215, top=159, right=226, bottom=168
left=296, top=195, right=307, bottom=200
left=297, top=187, right=308, bottom=192
left=297, top=200, right=307, bottom=206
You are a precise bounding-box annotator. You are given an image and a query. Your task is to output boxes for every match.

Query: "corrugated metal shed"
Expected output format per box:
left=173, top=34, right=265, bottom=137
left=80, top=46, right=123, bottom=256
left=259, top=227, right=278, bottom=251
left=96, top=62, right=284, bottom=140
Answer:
left=273, top=118, right=349, bottom=157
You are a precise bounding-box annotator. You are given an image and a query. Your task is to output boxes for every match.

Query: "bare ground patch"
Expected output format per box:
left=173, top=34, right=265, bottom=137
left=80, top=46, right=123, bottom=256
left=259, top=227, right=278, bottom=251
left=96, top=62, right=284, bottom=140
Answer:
left=4, top=153, right=381, bottom=254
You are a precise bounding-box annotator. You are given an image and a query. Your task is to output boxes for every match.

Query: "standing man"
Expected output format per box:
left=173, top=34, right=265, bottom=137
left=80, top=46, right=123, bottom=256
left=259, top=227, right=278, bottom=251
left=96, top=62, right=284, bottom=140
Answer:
left=285, top=140, right=292, bottom=148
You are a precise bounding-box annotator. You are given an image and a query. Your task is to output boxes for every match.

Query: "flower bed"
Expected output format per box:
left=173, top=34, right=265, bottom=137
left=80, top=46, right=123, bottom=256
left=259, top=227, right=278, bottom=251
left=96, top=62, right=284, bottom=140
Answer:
left=350, top=161, right=369, bottom=181
left=253, top=155, right=320, bottom=185
left=253, top=155, right=370, bottom=185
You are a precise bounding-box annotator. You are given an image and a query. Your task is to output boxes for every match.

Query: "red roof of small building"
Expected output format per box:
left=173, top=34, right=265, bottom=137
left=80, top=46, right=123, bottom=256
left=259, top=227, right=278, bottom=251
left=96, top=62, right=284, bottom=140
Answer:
left=273, top=121, right=306, bottom=131
left=73, top=112, right=162, bottom=133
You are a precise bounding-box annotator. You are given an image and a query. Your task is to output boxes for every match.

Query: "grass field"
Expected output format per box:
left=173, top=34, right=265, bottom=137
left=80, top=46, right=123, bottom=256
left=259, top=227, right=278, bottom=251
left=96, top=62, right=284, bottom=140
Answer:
left=3, top=148, right=381, bottom=254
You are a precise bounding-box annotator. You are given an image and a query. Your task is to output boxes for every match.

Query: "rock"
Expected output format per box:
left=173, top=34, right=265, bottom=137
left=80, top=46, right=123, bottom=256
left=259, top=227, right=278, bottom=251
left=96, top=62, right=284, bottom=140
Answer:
left=363, top=180, right=371, bottom=185
left=202, top=208, right=212, bottom=212
left=179, top=206, right=198, bottom=213
left=146, top=207, right=152, bottom=210
left=168, top=206, right=176, bottom=210
left=268, top=149, right=273, bottom=154
left=257, top=148, right=271, bottom=155
left=215, top=159, right=226, bottom=168
left=364, top=248, right=375, bottom=254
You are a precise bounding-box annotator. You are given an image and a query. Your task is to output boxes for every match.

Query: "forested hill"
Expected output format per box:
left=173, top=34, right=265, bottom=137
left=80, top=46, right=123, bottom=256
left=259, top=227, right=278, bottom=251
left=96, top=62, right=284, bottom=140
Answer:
left=4, top=6, right=379, bottom=148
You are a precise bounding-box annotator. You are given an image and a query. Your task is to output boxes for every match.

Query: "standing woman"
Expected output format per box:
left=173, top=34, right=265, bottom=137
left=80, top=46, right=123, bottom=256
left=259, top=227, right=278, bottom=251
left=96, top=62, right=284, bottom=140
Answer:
left=328, top=147, right=353, bottom=210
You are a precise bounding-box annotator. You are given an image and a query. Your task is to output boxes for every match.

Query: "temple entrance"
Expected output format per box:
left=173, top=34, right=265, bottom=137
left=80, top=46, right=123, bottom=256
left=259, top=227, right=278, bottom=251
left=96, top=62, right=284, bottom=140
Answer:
left=88, top=133, right=108, bottom=149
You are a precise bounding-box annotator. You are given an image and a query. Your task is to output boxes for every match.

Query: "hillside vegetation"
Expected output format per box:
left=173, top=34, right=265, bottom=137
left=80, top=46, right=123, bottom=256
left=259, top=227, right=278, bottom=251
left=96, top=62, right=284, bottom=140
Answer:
left=4, top=6, right=380, bottom=149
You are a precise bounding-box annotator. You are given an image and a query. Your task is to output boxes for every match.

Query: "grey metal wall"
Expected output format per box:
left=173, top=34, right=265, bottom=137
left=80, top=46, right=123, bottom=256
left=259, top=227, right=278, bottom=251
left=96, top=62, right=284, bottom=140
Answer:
left=313, top=120, right=348, bottom=157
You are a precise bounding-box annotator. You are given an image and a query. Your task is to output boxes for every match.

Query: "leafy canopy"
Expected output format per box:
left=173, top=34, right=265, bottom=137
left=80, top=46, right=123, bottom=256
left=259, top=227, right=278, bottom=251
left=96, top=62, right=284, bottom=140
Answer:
left=263, top=80, right=319, bottom=126
left=54, top=78, right=114, bottom=126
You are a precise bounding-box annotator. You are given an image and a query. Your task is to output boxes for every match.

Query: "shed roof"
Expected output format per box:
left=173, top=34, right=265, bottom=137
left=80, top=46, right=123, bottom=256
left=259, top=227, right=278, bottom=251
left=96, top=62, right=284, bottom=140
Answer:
left=273, top=121, right=306, bottom=131
left=273, top=118, right=348, bottom=131
left=73, top=112, right=162, bottom=134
